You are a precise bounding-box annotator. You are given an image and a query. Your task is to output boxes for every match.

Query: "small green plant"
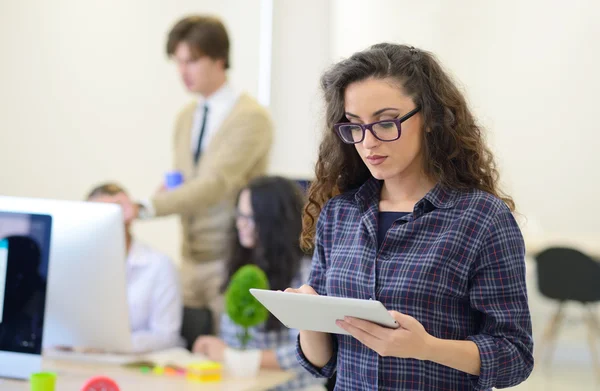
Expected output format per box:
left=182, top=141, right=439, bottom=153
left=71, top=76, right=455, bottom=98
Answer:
left=224, top=264, right=270, bottom=349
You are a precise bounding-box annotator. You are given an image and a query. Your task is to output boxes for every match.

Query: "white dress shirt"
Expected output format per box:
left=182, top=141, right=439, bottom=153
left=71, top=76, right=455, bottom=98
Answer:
left=126, top=239, right=183, bottom=353
left=190, top=82, right=239, bottom=155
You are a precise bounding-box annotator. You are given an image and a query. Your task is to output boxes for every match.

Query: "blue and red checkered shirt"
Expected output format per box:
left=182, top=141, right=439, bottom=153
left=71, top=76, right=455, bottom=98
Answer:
left=296, top=178, right=533, bottom=390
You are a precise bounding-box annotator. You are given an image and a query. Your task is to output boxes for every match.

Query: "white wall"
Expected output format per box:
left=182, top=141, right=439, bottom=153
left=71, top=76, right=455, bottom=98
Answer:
left=331, top=0, right=600, bottom=250
left=1, top=0, right=599, bottom=263
left=267, top=0, right=330, bottom=179
left=0, top=0, right=262, bottom=264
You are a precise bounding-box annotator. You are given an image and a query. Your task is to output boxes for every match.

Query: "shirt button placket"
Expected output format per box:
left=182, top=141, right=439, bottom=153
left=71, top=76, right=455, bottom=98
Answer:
left=372, top=245, right=380, bottom=389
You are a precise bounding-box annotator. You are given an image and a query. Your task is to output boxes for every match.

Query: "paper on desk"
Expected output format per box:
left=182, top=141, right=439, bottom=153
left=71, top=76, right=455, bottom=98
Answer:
left=133, top=347, right=207, bottom=366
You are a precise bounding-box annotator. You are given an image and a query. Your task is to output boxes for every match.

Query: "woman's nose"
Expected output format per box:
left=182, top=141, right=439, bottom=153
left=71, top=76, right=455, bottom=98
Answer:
left=362, top=128, right=380, bottom=149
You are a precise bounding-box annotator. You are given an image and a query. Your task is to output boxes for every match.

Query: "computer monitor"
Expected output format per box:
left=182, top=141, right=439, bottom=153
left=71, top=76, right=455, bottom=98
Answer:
left=0, top=196, right=132, bottom=354
left=0, top=211, right=52, bottom=379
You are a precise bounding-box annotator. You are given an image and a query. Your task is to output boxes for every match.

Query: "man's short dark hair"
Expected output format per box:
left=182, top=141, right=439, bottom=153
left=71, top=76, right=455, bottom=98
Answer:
left=166, top=15, right=230, bottom=69
left=86, top=183, right=128, bottom=200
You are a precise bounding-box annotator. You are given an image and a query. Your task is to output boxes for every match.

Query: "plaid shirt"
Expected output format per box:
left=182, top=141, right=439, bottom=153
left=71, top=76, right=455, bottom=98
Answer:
left=221, top=261, right=326, bottom=391
left=296, top=178, right=533, bottom=390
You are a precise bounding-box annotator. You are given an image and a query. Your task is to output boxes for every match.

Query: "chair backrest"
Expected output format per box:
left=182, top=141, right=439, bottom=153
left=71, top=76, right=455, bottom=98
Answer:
left=181, top=307, right=213, bottom=351
left=535, top=247, right=600, bottom=303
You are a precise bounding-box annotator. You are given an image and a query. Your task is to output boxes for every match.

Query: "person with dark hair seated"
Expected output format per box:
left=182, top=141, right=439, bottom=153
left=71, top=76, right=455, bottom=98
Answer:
left=193, top=176, right=326, bottom=391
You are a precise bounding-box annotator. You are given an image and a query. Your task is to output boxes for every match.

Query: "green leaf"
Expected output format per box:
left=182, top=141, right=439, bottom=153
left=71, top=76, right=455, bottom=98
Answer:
left=225, top=265, right=270, bottom=329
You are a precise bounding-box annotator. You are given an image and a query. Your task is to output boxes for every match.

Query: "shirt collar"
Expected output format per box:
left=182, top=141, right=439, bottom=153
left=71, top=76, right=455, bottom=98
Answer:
left=354, top=176, right=457, bottom=213
left=354, top=177, right=381, bottom=207
left=127, top=239, right=150, bottom=267
left=422, top=183, right=457, bottom=210
left=197, top=82, right=235, bottom=110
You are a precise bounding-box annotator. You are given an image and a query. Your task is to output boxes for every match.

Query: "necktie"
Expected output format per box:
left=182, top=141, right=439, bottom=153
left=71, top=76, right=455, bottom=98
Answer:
left=194, top=104, right=209, bottom=164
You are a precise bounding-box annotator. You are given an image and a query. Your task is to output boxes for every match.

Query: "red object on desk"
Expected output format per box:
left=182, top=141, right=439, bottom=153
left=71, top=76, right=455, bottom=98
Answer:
left=80, top=376, right=120, bottom=391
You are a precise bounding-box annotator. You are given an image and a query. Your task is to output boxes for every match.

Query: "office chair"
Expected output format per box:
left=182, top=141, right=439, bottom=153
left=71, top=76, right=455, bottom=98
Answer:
left=534, top=247, right=600, bottom=377
left=181, top=307, right=213, bottom=351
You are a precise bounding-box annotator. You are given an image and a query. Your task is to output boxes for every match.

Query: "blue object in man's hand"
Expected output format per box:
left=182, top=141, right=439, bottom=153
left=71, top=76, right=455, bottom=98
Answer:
left=165, top=171, right=184, bottom=190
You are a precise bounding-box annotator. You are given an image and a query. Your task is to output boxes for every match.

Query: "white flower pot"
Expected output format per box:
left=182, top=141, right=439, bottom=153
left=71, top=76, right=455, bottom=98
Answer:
left=224, top=347, right=261, bottom=378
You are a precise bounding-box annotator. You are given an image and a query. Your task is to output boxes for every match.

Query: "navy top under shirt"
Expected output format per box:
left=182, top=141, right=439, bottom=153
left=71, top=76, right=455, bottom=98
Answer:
left=377, top=211, right=409, bottom=248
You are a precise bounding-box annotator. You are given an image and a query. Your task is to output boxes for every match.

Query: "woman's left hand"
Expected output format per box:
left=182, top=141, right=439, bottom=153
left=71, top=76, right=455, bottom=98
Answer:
left=336, top=311, right=435, bottom=360
left=192, top=336, right=227, bottom=362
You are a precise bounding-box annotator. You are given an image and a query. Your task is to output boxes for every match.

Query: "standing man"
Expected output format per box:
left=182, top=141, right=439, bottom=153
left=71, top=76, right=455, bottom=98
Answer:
left=137, top=15, right=273, bottom=332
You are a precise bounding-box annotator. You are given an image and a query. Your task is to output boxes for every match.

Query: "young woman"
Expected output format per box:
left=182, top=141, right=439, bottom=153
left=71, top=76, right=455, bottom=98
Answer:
left=193, top=176, right=325, bottom=391
left=286, top=43, right=534, bottom=390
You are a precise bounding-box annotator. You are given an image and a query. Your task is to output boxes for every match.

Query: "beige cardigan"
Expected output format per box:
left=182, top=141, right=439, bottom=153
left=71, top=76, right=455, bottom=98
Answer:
left=152, top=93, right=273, bottom=264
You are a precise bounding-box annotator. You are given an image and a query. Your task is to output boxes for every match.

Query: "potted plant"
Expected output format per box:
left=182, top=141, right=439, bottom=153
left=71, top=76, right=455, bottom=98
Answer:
left=223, top=264, right=270, bottom=377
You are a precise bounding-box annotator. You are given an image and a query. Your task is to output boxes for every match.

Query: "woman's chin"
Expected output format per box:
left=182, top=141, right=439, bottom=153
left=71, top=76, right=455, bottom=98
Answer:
left=367, top=168, right=391, bottom=181
left=239, top=238, right=255, bottom=249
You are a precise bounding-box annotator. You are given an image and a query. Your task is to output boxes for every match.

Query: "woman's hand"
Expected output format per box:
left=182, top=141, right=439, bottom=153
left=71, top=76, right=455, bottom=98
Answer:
left=285, top=284, right=334, bottom=368
left=192, top=336, right=227, bottom=362
left=284, top=284, right=319, bottom=295
left=336, top=311, right=435, bottom=361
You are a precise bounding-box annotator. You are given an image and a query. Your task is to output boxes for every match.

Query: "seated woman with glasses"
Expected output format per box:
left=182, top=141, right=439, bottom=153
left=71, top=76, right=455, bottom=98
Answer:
left=193, top=176, right=326, bottom=391
left=285, top=44, right=534, bottom=390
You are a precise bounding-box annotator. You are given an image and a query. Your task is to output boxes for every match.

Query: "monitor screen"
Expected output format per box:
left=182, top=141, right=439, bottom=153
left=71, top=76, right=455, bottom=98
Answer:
left=295, top=179, right=311, bottom=195
left=0, top=211, right=52, bottom=355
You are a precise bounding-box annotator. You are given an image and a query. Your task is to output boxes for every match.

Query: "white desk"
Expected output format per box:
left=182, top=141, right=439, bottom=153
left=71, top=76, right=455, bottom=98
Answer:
left=1, top=359, right=294, bottom=391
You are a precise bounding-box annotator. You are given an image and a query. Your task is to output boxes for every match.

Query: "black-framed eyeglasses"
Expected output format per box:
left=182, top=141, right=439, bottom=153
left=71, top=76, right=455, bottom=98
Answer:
left=333, top=106, right=421, bottom=144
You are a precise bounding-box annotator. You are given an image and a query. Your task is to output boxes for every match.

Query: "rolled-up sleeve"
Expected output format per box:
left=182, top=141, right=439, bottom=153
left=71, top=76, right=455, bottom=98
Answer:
left=295, top=201, right=338, bottom=378
left=296, top=333, right=338, bottom=378
left=467, top=210, right=534, bottom=390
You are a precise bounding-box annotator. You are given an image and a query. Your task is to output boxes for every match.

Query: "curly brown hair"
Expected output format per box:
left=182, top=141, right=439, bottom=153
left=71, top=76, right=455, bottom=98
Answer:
left=301, top=43, right=514, bottom=251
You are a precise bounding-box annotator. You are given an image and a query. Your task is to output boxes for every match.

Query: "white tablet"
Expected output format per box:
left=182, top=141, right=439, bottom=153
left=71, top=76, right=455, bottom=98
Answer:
left=249, top=289, right=399, bottom=335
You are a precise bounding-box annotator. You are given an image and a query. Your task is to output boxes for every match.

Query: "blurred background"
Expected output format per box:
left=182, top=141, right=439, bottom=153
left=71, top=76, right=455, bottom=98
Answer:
left=0, top=0, right=598, bottom=388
